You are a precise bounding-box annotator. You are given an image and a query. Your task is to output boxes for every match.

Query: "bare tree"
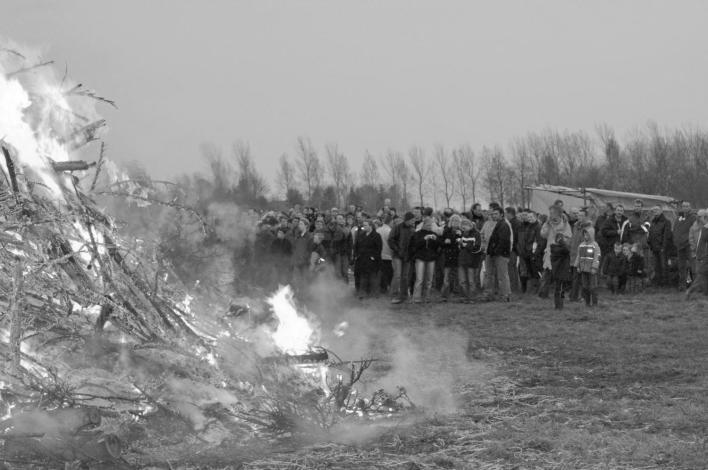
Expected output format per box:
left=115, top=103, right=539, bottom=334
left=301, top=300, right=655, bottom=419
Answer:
left=509, top=138, right=533, bottom=208
left=408, top=146, right=426, bottom=207
left=433, top=144, right=455, bottom=209
left=393, top=153, right=410, bottom=209
left=360, top=151, right=380, bottom=187
left=200, top=142, right=235, bottom=200
left=452, top=144, right=478, bottom=211
left=232, top=140, right=268, bottom=202
left=325, top=143, right=350, bottom=208
left=295, top=136, right=322, bottom=202
left=276, top=153, right=296, bottom=197
left=482, top=145, right=509, bottom=207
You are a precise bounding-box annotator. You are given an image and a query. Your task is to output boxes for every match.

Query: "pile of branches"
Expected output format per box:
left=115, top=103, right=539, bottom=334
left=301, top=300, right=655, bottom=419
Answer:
left=0, top=50, right=414, bottom=468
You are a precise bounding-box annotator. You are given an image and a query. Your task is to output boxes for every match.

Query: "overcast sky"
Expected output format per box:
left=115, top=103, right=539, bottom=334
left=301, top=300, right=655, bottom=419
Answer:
left=5, top=1, right=708, bottom=189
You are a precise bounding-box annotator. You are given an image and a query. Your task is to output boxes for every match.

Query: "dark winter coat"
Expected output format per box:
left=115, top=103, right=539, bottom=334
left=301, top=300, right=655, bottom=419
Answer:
left=354, top=230, right=382, bottom=273
left=291, top=231, right=315, bottom=268
left=507, top=217, right=522, bottom=254
left=388, top=222, right=415, bottom=262
left=673, top=213, right=696, bottom=252
left=328, top=223, right=350, bottom=256
left=471, top=213, right=485, bottom=231
left=458, top=227, right=483, bottom=268
left=517, top=221, right=541, bottom=258
left=627, top=253, right=645, bottom=277
left=550, top=242, right=572, bottom=282
left=621, top=212, right=649, bottom=247
left=604, top=251, right=628, bottom=277
left=411, top=229, right=441, bottom=262
left=271, top=237, right=292, bottom=261
left=487, top=219, right=512, bottom=258
left=600, top=215, right=627, bottom=247
left=594, top=214, right=609, bottom=247
left=441, top=226, right=463, bottom=267
left=647, top=213, right=673, bottom=253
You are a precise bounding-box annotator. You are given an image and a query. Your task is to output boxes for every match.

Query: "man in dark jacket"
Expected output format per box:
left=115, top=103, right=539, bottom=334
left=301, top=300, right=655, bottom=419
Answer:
left=647, top=206, right=673, bottom=286
left=484, top=207, right=512, bottom=301
left=673, top=201, right=696, bottom=291
left=601, top=204, right=627, bottom=248
left=353, top=219, right=382, bottom=298
left=328, top=214, right=351, bottom=281
left=389, top=212, right=416, bottom=304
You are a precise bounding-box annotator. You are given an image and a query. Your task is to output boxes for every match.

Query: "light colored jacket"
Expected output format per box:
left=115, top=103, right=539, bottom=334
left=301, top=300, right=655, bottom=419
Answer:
left=540, top=216, right=572, bottom=270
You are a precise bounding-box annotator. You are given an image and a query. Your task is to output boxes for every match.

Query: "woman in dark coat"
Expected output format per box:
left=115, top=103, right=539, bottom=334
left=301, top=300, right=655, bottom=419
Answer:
left=411, top=217, right=441, bottom=303
left=353, top=219, right=382, bottom=298
left=550, top=233, right=572, bottom=309
left=458, top=218, right=483, bottom=300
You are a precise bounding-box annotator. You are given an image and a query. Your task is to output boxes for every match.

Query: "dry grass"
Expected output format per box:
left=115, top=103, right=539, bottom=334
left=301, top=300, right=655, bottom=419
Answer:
left=236, top=290, right=708, bottom=470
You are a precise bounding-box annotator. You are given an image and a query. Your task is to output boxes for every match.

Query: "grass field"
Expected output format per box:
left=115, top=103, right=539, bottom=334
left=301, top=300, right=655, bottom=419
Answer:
left=241, top=290, right=708, bottom=470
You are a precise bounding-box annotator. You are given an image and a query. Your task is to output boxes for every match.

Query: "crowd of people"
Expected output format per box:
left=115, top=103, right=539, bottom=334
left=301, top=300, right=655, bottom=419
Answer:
left=250, top=197, right=708, bottom=308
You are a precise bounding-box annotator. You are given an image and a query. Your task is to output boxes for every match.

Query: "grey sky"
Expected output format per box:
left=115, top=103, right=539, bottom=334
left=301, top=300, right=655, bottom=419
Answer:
left=5, top=1, right=708, bottom=191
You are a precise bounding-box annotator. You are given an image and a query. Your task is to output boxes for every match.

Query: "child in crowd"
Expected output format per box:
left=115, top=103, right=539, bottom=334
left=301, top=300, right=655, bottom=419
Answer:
left=550, top=233, right=572, bottom=309
left=575, top=227, right=601, bottom=306
left=603, top=241, right=628, bottom=294
left=626, top=243, right=645, bottom=293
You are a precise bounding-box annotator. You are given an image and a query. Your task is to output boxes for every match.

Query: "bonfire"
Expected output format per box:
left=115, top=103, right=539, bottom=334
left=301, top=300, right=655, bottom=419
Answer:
left=0, top=46, right=411, bottom=468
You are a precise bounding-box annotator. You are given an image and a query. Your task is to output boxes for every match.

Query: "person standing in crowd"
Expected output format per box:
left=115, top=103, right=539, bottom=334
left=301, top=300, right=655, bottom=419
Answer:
left=539, top=205, right=572, bottom=298
left=389, top=212, right=416, bottom=304
left=621, top=199, right=651, bottom=278
left=595, top=203, right=614, bottom=275
left=601, top=204, right=627, bottom=250
left=470, top=203, right=486, bottom=230
left=271, top=228, right=293, bottom=287
left=518, top=211, right=542, bottom=294
left=574, top=227, right=601, bottom=306
left=686, top=209, right=708, bottom=299
left=550, top=233, right=572, bottom=309
left=411, top=217, right=441, bottom=303
left=291, top=220, right=315, bottom=293
left=441, top=214, right=463, bottom=301
left=328, top=214, right=350, bottom=281
left=647, top=206, right=673, bottom=286
left=604, top=242, right=628, bottom=294
left=505, top=207, right=522, bottom=294
left=353, top=219, right=382, bottom=299
left=689, top=208, right=704, bottom=287
left=625, top=243, right=645, bottom=293
left=568, top=208, right=592, bottom=301
left=458, top=217, right=483, bottom=301
left=378, top=215, right=394, bottom=293
left=484, top=207, right=512, bottom=302
left=674, top=201, right=696, bottom=292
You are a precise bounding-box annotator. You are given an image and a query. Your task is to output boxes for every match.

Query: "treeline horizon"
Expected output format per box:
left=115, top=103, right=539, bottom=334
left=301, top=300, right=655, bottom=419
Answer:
left=122, top=121, right=708, bottom=214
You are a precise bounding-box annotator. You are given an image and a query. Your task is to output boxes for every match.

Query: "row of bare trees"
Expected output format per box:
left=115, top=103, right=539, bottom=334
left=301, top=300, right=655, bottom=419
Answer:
left=179, top=122, right=708, bottom=215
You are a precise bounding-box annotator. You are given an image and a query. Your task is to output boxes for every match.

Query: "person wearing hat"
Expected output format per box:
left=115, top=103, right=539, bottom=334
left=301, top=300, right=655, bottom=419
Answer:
left=389, top=211, right=416, bottom=304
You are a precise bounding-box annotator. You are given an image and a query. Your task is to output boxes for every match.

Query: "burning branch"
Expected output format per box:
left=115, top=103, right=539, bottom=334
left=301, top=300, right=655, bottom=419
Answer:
left=8, top=257, right=25, bottom=374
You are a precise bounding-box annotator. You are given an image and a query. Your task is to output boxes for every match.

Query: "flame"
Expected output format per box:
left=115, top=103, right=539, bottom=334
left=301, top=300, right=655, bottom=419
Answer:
left=266, top=285, right=315, bottom=354
left=0, top=64, right=67, bottom=200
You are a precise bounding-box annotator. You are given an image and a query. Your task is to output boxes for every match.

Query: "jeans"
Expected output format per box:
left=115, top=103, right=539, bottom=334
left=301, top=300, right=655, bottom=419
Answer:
left=391, top=258, right=411, bottom=300
left=458, top=266, right=481, bottom=299
left=413, top=260, right=435, bottom=302
left=569, top=267, right=581, bottom=301
left=652, top=250, right=668, bottom=285
left=380, top=259, right=393, bottom=293
left=441, top=267, right=456, bottom=298
left=579, top=272, right=598, bottom=305
left=508, top=252, right=521, bottom=293
left=676, top=247, right=692, bottom=290
left=686, top=261, right=708, bottom=298
left=484, top=254, right=510, bottom=299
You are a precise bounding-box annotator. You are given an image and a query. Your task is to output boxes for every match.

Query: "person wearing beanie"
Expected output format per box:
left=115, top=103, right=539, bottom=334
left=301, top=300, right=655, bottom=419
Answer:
left=389, top=211, right=416, bottom=304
